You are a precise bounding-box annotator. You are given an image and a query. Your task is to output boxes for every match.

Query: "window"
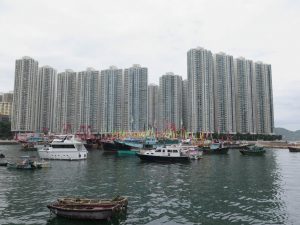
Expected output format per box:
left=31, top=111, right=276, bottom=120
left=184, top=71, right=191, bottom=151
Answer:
left=51, top=145, right=75, bottom=148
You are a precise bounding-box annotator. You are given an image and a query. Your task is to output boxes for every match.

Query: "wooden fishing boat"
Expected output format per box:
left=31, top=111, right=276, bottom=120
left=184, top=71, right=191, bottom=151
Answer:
left=6, top=156, right=40, bottom=169
left=200, top=143, right=229, bottom=154
left=288, top=146, right=300, bottom=152
left=57, top=196, right=128, bottom=207
left=47, top=203, right=121, bottom=220
left=47, top=196, right=128, bottom=220
left=240, top=145, right=266, bottom=155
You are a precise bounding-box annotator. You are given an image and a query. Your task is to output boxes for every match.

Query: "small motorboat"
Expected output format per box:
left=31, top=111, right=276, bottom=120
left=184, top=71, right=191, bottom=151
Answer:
left=137, top=145, right=190, bottom=162
left=0, top=153, right=5, bottom=158
left=47, top=196, right=128, bottom=220
left=6, top=156, right=40, bottom=169
left=36, top=160, right=51, bottom=168
left=240, top=145, right=266, bottom=155
left=288, top=146, right=300, bottom=152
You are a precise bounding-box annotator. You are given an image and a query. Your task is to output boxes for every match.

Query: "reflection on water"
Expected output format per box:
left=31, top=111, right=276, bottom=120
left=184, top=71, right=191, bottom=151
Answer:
left=0, top=145, right=298, bottom=225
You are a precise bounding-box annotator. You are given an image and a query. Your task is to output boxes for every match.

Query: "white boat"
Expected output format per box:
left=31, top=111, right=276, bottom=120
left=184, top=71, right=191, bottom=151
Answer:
left=137, top=145, right=191, bottom=162
left=38, top=135, right=88, bottom=160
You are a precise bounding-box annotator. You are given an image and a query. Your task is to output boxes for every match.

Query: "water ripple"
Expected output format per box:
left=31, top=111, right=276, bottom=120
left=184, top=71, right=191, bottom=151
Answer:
left=0, top=147, right=298, bottom=224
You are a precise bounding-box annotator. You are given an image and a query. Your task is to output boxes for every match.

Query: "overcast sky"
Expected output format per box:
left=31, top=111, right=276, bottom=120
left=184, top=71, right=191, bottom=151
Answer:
left=0, top=0, right=299, bottom=130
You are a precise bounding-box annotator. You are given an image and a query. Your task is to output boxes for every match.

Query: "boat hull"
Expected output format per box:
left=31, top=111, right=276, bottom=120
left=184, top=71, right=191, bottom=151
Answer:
left=0, top=161, right=8, bottom=166
left=137, top=153, right=190, bottom=162
left=101, top=141, right=124, bottom=151
left=47, top=205, right=117, bottom=220
left=113, top=141, right=137, bottom=150
left=239, top=150, right=265, bottom=155
left=38, top=150, right=88, bottom=160
left=288, top=147, right=300, bottom=152
left=201, top=147, right=229, bottom=154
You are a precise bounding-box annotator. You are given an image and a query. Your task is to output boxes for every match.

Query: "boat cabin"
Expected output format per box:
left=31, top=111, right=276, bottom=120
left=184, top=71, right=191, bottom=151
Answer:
left=144, top=146, right=182, bottom=157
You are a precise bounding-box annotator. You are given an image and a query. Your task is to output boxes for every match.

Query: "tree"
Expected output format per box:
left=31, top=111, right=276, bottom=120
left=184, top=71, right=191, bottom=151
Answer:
left=0, top=120, right=13, bottom=139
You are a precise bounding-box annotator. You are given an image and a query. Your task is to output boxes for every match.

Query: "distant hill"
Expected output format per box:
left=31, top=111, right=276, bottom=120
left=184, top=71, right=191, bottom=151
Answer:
left=275, top=127, right=300, bottom=141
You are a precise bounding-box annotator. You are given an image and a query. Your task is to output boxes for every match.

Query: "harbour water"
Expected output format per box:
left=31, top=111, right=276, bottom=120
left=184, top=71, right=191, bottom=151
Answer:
left=0, top=145, right=300, bottom=225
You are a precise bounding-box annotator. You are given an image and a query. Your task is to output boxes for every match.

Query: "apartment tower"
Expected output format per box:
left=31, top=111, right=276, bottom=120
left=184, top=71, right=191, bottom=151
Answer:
left=158, top=73, right=182, bottom=131
left=123, top=64, right=148, bottom=131
left=11, top=56, right=38, bottom=132
left=187, top=47, right=214, bottom=133
left=99, top=66, right=123, bottom=133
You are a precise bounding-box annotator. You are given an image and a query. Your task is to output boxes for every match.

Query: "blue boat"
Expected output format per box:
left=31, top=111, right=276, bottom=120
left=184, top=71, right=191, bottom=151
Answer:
left=104, top=137, right=157, bottom=152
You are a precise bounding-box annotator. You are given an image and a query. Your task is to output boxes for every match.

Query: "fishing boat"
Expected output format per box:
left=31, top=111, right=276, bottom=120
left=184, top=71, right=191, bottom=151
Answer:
left=114, top=137, right=157, bottom=150
left=102, top=137, right=158, bottom=153
left=38, top=135, right=88, bottom=160
left=200, top=143, right=229, bottom=154
left=288, top=146, right=300, bottom=152
left=136, top=145, right=190, bottom=162
left=56, top=196, right=128, bottom=207
left=0, top=159, right=8, bottom=166
left=21, top=136, right=47, bottom=151
left=47, top=196, right=128, bottom=220
left=240, top=145, right=266, bottom=155
left=6, top=156, right=40, bottom=169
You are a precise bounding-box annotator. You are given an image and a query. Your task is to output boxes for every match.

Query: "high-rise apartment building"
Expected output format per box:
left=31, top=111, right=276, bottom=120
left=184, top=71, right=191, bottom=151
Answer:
left=182, top=79, right=189, bottom=131
left=34, top=66, right=56, bottom=132
left=148, top=84, right=159, bottom=129
left=11, top=56, right=38, bottom=132
left=158, top=73, right=182, bottom=131
left=75, top=68, right=100, bottom=133
left=0, top=102, right=12, bottom=117
left=187, top=47, right=215, bottom=133
left=3, top=92, right=13, bottom=103
left=54, top=70, right=77, bottom=133
left=123, top=64, right=148, bottom=131
left=234, top=57, right=255, bottom=134
left=0, top=92, right=13, bottom=118
left=99, top=66, right=122, bottom=133
left=253, top=62, right=274, bottom=134
left=214, top=53, right=236, bottom=133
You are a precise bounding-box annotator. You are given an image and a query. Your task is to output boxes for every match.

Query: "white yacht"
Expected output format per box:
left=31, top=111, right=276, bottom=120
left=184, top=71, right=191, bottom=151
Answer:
left=38, top=135, right=88, bottom=160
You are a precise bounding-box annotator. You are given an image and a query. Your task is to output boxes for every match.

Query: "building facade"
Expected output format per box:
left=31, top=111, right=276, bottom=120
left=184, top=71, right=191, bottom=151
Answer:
left=99, top=66, right=123, bottom=133
left=75, top=68, right=100, bottom=133
left=234, top=57, right=255, bottom=134
left=158, top=73, right=182, bottom=131
left=123, top=64, right=148, bottom=131
left=253, top=62, right=274, bottom=134
left=182, top=79, right=189, bottom=131
left=54, top=70, right=77, bottom=133
left=148, top=84, right=159, bottom=130
left=0, top=92, right=13, bottom=119
left=11, top=56, right=38, bottom=132
left=187, top=47, right=215, bottom=133
left=214, top=53, right=236, bottom=133
left=34, top=66, right=56, bottom=133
